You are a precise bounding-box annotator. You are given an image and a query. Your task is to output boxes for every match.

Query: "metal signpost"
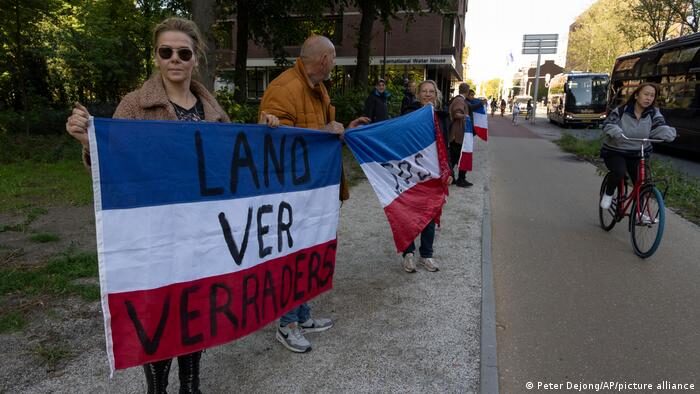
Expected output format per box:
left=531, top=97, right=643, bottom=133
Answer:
left=522, top=34, right=558, bottom=123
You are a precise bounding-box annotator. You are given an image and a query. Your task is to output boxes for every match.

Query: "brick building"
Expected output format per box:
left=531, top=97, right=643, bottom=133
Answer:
left=218, top=1, right=469, bottom=102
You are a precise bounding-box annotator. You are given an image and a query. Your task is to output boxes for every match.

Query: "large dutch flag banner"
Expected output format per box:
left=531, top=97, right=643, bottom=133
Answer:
left=344, top=106, right=448, bottom=252
left=472, top=99, right=488, bottom=141
left=87, top=118, right=341, bottom=372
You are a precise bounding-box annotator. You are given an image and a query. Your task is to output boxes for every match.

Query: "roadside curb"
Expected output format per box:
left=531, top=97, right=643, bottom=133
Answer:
left=480, top=170, right=499, bottom=393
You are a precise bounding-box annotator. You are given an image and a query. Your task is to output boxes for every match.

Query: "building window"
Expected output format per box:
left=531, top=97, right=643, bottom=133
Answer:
left=441, top=14, right=455, bottom=49
left=247, top=68, right=265, bottom=100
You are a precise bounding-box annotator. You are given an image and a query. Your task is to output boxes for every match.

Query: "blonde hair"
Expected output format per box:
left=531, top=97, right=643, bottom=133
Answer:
left=153, top=17, right=207, bottom=70
left=418, top=80, right=443, bottom=108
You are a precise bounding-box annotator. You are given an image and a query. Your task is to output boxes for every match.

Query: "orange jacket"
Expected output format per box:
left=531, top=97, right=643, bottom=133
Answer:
left=259, top=58, right=335, bottom=129
left=260, top=58, right=350, bottom=200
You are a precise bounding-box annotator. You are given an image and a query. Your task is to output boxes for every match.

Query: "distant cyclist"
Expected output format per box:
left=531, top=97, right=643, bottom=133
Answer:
left=599, top=83, right=676, bottom=209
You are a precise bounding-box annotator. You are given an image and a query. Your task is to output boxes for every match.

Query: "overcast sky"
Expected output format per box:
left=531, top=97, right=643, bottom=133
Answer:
left=464, top=0, right=597, bottom=83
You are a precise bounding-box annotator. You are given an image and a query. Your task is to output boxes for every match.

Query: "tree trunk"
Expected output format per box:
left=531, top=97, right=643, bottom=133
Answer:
left=192, top=0, right=218, bottom=92
left=233, top=0, right=250, bottom=103
left=354, top=0, right=376, bottom=89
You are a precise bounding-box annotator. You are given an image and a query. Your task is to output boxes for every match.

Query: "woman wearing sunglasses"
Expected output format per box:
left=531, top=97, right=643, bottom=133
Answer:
left=65, top=17, right=278, bottom=393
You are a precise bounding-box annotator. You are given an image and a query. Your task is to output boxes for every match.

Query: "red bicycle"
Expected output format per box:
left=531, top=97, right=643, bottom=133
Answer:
left=598, top=135, right=667, bottom=258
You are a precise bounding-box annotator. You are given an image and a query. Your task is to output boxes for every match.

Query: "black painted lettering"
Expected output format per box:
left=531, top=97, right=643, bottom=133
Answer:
left=280, top=264, right=293, bottom=308
left=180, top=285, right=203, bottom=346
left=241, top=274, right=260, bottom=328
left=257, top=204, right=273, bottom=258
left=319, top=243, right=337, bottom=287
left=291, top=136, right=311, bottom=185
left=307, top=251, right=321, bottom=292
left=209, top=283, right=238, bottom=337
left=125, top=297, right=170, bottom=355
left=381, top=162, right=401, bottom=193
left=219, top=209, right=252, bottom=266
left=262, top=270, right=278, bottom=315
left=293, top=253, right=306, bottom=301
left=277, top=201, right=293, bottom=252
left=414, top=153, right=430, bottom=180
left=397, top=160, right=412, bottom=185
left=230, top=132, right=260, bottom=193
left=195, top=130, right=224, bottom=196
left=264, top=134, right=286, bottom=187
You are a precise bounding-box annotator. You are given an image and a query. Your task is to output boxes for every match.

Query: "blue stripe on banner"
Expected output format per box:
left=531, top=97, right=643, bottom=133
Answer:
left=93, top=118, right=341, bottom=210
left=344, top=105, right=436, bottom=164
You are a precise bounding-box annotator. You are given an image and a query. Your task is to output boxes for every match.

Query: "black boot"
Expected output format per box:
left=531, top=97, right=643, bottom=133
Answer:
left=178, top=351, right=202, bottom=394
left=144, top=359, right=173, bottom=394
left=455, top=171, right=473, bottom=187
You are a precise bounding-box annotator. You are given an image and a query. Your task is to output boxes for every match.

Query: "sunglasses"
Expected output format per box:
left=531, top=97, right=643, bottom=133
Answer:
left=157, top=47, right=194, bottom=61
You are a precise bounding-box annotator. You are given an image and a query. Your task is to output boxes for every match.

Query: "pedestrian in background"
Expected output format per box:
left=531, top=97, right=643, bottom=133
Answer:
left=259, top=34, right=369, bottom=353
left=65, top=17, right=279, bottom=393
left=401, top=80, right=418, bottom=115
left=363, top=78, right=390, bottom=123
left=400, top=80, right=453, bottom=273
left=500, top=98, right=506, bottom=117
left=512, top=100, right=520, bottom=124
left=525, top=99, right=533, bottom=120
left=448, top=83, right=485, bottom=187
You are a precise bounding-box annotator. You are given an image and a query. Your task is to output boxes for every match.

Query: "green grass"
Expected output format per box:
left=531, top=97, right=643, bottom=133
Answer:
left=29, top=233, right=60, bottom=243
left=342, top=145, right=366, bottom=188
left=0, top=159, right=92, bottom=213
left=0, top=311, right=27, bottom=333
left=0, top=252, right=99, bottom=301
left=555, top=133, right=602, bottom=160
left=32, top=342, right=72, bottom=369
left=554, top=134, right=700, bottom=225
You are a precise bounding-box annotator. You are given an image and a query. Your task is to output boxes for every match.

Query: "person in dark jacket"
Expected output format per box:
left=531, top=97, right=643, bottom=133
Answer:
left=401, top=80, right=418, bottom=115
left=363, top=78, right=390, bottom=122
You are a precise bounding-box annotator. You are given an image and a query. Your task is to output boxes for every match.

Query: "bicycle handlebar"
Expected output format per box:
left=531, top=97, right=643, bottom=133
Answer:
left=621, top=134, right=664, bottom=143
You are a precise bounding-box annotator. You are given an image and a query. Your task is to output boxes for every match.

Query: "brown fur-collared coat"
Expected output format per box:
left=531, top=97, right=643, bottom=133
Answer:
left=82, top=74, right=229, bottom=166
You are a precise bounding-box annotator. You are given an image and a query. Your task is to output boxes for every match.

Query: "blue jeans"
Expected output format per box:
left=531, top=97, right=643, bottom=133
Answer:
left=280, top=303, right=311, bottom=327
left=402, top=220, right=435, bottom=258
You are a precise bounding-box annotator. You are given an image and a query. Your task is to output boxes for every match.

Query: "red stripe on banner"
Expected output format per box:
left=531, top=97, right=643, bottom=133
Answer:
left=384, top=178, right=445, bottom=252
left=458, top=152, right=473, bottom=171
left=474, top=126, right=488, bottom=141
left=108, top=240, right=336, bottom=370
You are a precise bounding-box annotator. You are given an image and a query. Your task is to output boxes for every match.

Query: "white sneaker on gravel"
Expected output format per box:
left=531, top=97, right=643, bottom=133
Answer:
left=300, top=317, right=333, bottom=333
left=420, top=257, right=439, bottom=272
left=403, top=253, right=416, bottom=273
left=276, top=324, right=311, bottom=353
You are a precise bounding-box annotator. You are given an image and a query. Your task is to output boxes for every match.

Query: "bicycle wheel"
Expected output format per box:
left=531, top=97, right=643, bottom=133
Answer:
left=630, top=186, right=665, bottom=258
left=599, top=173, right=618, bottom=231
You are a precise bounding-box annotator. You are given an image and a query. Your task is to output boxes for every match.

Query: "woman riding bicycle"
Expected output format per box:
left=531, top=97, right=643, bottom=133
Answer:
left=599, top=83, right=676, bottom=210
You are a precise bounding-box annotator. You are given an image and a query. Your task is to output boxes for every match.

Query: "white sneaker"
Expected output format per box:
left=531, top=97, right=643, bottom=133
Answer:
left=300, top=317, right=333, bottom=333
left=276, top=323, right=311, bottom=353
left=420, top=257, right=439, bottom=272
left=600, top=193, right=614, bottom=209
left=402, top=253, right=416, bottom=273
left=638, top=213, right=656, bottom=225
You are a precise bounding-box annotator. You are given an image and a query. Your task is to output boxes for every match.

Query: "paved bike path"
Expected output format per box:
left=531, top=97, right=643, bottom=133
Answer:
left=489, top=116, right=700, bottom=392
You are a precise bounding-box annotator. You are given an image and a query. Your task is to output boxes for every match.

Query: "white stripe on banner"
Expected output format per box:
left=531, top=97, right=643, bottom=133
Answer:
left=99, top=185, right=340, bottom=293
left=359, top=142, right=440, bottom=207
left=474, top=112, right=487, bottom=129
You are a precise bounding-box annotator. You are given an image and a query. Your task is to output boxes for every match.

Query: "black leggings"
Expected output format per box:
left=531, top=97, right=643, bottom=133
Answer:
left=143, top=351, right=202, bottom=394
left=603, top=154, right=640, bottom=196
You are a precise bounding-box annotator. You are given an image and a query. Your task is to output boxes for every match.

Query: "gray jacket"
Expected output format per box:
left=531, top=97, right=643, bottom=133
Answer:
left=602, top=105, right=676, bottom=153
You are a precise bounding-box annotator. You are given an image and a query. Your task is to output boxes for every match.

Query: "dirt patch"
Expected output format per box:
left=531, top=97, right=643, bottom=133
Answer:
left=0, top=205, right=96, bottom=268
left=0, top=204, right=100, bottom=393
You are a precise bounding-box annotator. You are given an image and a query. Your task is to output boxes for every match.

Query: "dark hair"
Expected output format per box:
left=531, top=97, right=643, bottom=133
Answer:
left=153, top=17, right=207, bottom=72
left=623, top=83, right=659, bottom=109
